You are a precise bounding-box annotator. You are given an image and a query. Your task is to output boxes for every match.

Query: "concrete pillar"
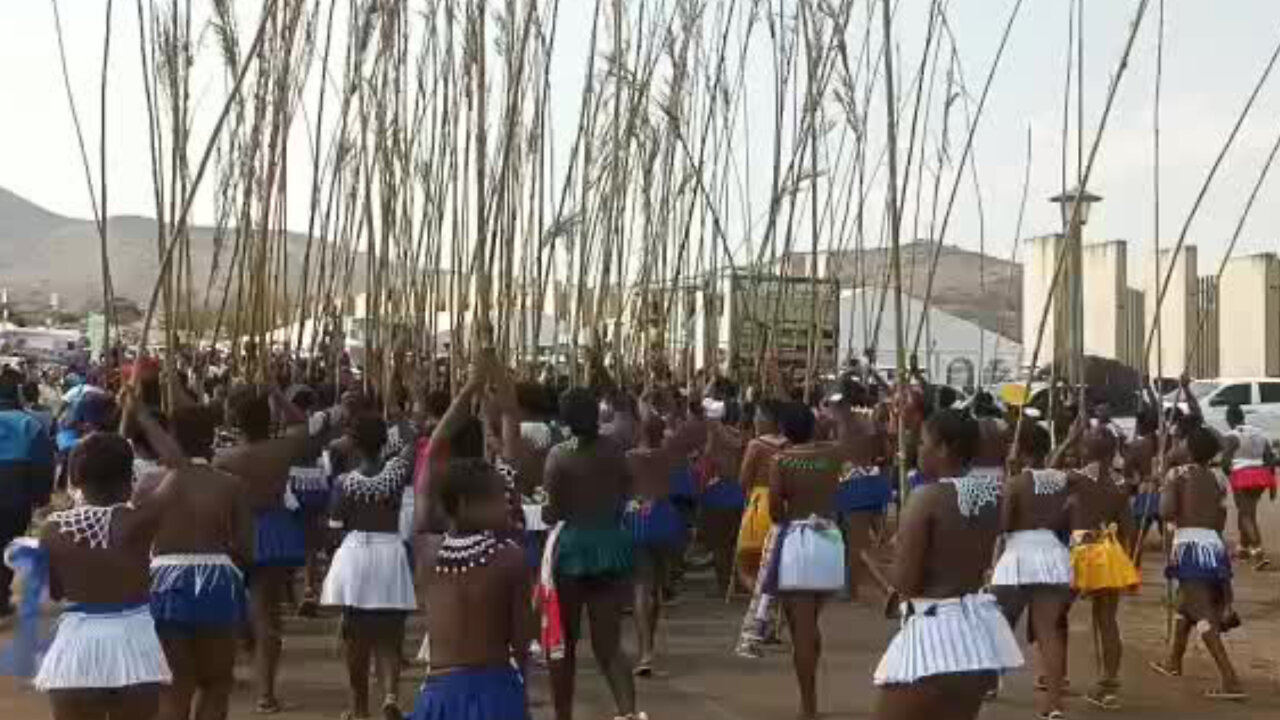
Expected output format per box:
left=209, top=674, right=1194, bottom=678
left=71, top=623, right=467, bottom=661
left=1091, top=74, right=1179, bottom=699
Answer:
left=1021, top=235, right=1064, bottom=369
left=1081, top=241, right=1127, bottom=361
left=1142, top=246, right=1199, bottom=378
left=1217, top=253, right=1280, bottom=377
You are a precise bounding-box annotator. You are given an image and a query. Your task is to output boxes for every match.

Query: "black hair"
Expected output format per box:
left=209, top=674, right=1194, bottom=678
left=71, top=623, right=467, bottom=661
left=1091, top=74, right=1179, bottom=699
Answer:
left=1136, top=408, right=1159, bottom=436
left=351, top=413, right=389, bottom=460
left=0, top=368, right=20, bottom=404
left=438, top=458, right=503, bottom=520
left=226, top=384, right=272, bottom=441
left=21, top=381, right=41, bottom=405
left=70, top=432, right=134, bottom=497
left=778, top=401, right=816, bottom=444
left=722, top=398, right=742, bottom=426
left=923, top=408, right=981, bottom=466
left=1015, top=422, right=1051, bottom=463
left=169, top=405, right=216, bottom=459
left=286, top=385, right=318, bottom=413
left=423, top=389, right=452, bottom=419
left=641, top=414, right=666, bottom=447
left=559, top=387, right=600, bottom=439
left=1184, top=425, right=1221, bottom=465
left=448, top=416, right=486, bottom=459
left=1225, top=404, right=1245, bottom=428
left=756, top=398, right=783, bottom=424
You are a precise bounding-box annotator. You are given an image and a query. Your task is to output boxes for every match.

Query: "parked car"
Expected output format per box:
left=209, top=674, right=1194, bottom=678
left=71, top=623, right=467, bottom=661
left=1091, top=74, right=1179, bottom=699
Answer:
left=1168, top=377, right=1280, bottom=439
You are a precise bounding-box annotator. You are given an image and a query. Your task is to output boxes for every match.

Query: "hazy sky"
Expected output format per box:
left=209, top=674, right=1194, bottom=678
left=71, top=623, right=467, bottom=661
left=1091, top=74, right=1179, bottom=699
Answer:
left=2, top=0, right=1279, bottom=271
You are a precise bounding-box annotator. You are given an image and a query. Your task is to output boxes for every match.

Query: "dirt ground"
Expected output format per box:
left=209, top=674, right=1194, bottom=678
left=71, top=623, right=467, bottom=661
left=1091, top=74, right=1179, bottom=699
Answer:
left=2, top=500, right=1278, bottom=719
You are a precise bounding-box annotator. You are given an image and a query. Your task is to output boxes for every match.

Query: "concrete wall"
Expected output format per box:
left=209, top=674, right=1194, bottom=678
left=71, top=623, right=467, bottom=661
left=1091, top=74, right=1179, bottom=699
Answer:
left=1141, top=247, right=1199, bottom=379
left=1021, top=235, right=1064, bottom=367
left=1217, top=253, right=1280, bottom=377
left=1124, top=287, right=1146, bottom=369
left=1082, top=241, right=1127, bottom=360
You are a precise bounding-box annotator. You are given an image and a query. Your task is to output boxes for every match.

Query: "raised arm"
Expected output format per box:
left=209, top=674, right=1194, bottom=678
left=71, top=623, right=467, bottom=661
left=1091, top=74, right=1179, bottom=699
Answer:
left=133, top=403, right=190, bottom=470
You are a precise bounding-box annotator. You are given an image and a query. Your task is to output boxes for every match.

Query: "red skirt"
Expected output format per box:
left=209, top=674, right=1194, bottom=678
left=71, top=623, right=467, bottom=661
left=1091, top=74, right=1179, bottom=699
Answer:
left=1230, top=466, right=1277, bottom=492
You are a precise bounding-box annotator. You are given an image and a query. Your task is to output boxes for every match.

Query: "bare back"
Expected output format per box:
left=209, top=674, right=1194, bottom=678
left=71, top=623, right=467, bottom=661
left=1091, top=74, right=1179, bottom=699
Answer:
left=215, top=432, right=310, bottom=511
left=1002, top=469, right=1070, bottom=534
left=137, top=463, right=253, bottom=566
left=626, top=447, right=673, bottom=501
left=1161, top=464, right=1228, bottom=532
left=1067, top=465, right=1134, bottom=546
left=544, top=436, right=631, bottom=526
left=895, top=478, right=1002, bottom=598
left=420, top=542, right=532, bottom=673
left=769, top=443, right=841, bottom=523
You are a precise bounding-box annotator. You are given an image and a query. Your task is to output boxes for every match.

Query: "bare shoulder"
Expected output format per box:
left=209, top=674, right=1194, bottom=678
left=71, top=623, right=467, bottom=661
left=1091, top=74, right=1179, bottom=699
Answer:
left=492, top=541, right=527, bottom=576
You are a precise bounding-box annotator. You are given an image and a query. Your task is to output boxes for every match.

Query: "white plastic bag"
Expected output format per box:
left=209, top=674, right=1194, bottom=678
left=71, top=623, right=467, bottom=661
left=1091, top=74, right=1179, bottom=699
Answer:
left=777, top=518, right=846, bottom=592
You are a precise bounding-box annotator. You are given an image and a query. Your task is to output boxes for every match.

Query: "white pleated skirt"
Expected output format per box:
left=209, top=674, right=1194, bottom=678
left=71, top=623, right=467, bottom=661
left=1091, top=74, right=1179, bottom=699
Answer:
left=321, top=531, right=417, bottom=610
left=874, top=594, right=1023, bottom=686
left=34, top=603, right=171, bottom=691
left=991, top=529, right=1072, bottom=587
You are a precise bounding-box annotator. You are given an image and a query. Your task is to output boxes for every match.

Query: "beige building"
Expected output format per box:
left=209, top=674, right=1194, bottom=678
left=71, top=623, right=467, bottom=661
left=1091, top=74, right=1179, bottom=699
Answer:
left=1020, top=235, right=1065, bottom=365
left=1141, top=247, right=1199, bottom=379
left=1023, top=239, right=1279, bottom=379
left=1216, top=253, right=1280, bottom=377
left=1081, top=241, right=1128, bottom=362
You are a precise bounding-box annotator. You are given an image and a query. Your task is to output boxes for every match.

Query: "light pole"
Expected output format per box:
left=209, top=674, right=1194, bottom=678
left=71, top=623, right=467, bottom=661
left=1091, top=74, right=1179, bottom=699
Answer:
left=1049, top=186, right=1102, bottom=391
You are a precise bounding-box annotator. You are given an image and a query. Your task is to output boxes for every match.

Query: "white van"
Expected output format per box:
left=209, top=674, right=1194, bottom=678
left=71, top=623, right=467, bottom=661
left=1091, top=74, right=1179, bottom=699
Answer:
left=1175, top=378, right=1280, bottom=438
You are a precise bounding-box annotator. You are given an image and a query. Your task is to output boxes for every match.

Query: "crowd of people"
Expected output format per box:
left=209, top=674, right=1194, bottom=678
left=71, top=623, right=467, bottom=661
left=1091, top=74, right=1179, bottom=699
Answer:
left=0, top=352, right=1275, bottom=720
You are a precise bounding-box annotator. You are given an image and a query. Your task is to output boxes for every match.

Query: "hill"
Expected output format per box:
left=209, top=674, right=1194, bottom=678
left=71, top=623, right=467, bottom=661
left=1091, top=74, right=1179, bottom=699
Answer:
left=0, top=186, right=332, bottom=315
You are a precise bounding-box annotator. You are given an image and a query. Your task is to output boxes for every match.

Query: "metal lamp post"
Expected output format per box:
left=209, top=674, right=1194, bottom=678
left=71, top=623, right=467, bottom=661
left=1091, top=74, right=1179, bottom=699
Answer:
left=1049, top=187, right=1102, bottom=391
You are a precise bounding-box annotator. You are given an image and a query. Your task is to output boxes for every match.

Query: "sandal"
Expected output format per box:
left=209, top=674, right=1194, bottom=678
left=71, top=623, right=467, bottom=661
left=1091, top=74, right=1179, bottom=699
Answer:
left=633, top=661, right=654, bottom=678
left=613, top=714, right=649, bottom=720
left=1084, top=689, right=1120, bottom=710
left=255, top=698, right=283, bottom=715
left=381, top=695, right=402, bottom=720
left=1148, top=661, right=1181, bottom=679
left=1204, top=688, right=1247, bottom=702
left=1036, top=711, right=1066, bottom=720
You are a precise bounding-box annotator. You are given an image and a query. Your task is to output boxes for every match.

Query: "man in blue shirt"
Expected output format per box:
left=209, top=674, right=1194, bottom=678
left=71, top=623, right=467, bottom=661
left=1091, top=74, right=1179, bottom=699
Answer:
left=0, top=368, right=55, bottom=618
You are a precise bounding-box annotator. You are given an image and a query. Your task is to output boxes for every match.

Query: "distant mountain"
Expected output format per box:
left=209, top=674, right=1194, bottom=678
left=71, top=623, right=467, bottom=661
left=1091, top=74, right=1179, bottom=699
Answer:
left=0, top=186, right=332, bottom=315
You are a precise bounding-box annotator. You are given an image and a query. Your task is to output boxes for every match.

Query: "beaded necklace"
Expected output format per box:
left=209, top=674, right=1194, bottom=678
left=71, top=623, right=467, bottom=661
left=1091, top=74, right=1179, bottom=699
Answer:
left=48, top=504, right=123, bottom=550
left=435, top=532, right=514, bottom=575
left=1031, top=469, right=1067, bottom=496
left=940, top=473, right=1001, bottom=518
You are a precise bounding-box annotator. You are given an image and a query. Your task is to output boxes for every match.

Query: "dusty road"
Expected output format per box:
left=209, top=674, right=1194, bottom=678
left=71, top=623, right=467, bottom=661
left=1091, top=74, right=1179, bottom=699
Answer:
left=2, top=499, right=1278, bottom=719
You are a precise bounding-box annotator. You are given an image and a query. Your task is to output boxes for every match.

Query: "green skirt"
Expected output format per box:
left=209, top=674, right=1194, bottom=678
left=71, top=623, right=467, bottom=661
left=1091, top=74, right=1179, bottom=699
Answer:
left=555, top=524, right=635, bottom=579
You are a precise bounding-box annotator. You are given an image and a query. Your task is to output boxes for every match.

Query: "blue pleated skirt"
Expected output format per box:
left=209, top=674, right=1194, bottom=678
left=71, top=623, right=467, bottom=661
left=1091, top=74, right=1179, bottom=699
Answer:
left=407, top=666, right=530, bottom=720
left=254, top=508, right=306, bottom=568
left=700, top=478, right=747, bottom=511
left=624, top=499, right=686, bottom=549
left=835, top=469, right=892, bottom=513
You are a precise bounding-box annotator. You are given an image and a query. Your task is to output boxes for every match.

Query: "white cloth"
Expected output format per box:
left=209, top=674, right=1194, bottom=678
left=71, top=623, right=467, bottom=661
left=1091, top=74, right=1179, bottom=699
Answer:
left=990, top=530, right=1072, bottom=587
left=1170, top=527, right=1227, bottom=567
left=1229, top=425, right=1271, bottom=470
left=523, top=503, right=548, bottom=532
left=321, top=531, right=416, bottom=610
left=874, top=594, right=1023, bottom=685
left=34, top=604, right=171, bottom=691
left=777, top=517, right=845, bottom=593
left=398, top=486, right=416, bottom=542
left=150, top=553, right=242, bottom=586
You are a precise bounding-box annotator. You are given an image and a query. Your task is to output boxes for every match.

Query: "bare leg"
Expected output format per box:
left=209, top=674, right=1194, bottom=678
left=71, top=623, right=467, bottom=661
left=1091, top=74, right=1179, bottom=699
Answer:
left=549, top=577, right=586, bottom=720
left=373, top=613, right=406, bottom=715
left=586, top=580, right=636, bottom=716
left=1091, top=592, right=1122, bottom=695
left=1160, top=616, right=1192, bottom=674
left=1030, top=593, right=1070, bottom=716
left=342, top=614, right=373, bottom=718
left=156, top=630, right=197, bottom=720
left=249, top=567, right=288, bottom=710
left=632, top=549, right=660, bottom=671
left=193, top=630, right=238, bottom=720
left=1182, top=582, right=1244, bottom=693
left=736, top=551, right=761, bottom=594
left=702, top=508, right=739, bottom=596
left=111, top=686, right=162, bottom=720
left=845, top=513, right=872, bottom=601
left=783, top=594, right=822, bottom=719
left=50, top=689, right=110, bottom=720
left=874, top=673, right=989, bottom=720
left=1235, top=489, right=1262, bottom=553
